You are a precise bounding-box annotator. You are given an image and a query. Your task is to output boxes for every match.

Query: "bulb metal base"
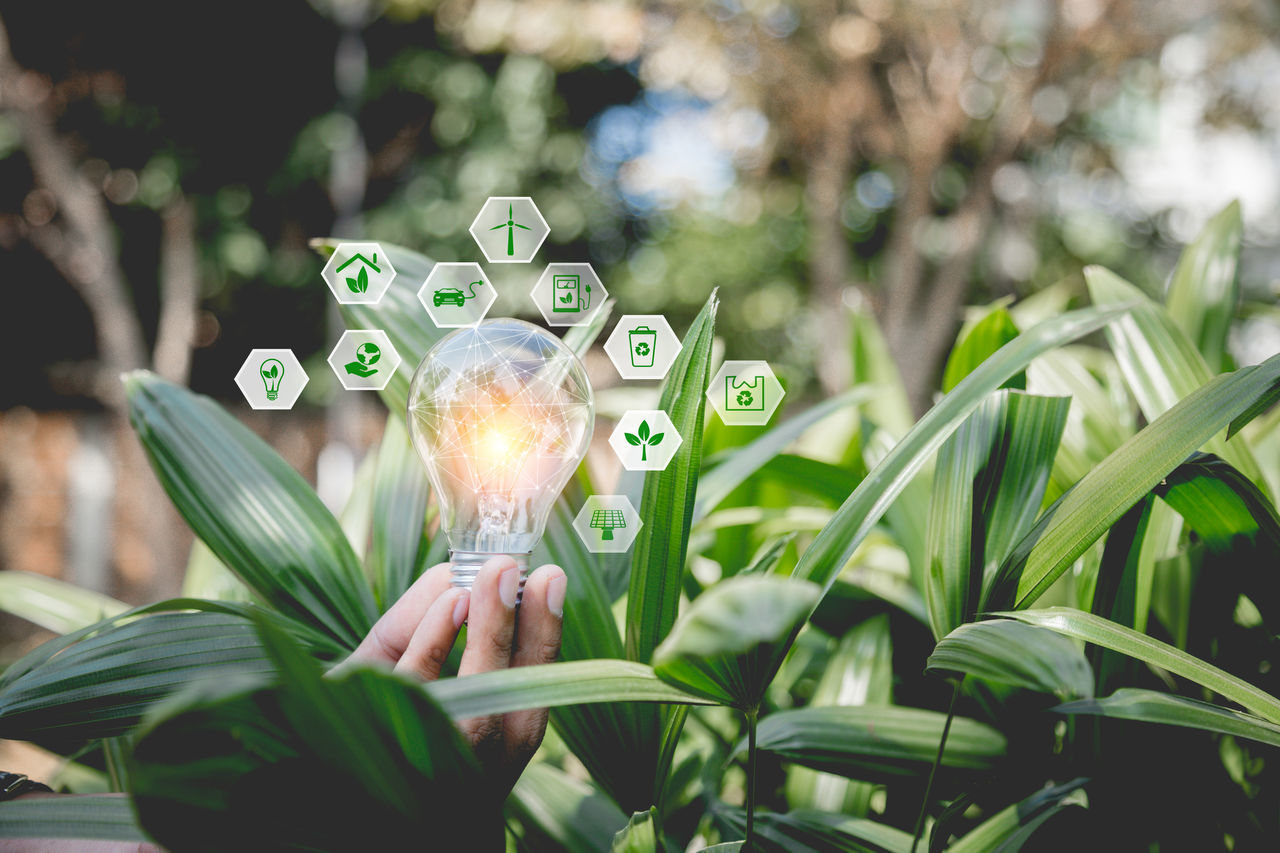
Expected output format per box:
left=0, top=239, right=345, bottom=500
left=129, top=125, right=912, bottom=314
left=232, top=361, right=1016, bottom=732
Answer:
left=449, top=551, right=529, bottom=602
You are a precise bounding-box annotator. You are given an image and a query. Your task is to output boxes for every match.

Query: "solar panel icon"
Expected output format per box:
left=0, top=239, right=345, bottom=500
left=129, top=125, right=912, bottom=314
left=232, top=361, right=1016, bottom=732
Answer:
left=590, top=509, right=627, bottom=540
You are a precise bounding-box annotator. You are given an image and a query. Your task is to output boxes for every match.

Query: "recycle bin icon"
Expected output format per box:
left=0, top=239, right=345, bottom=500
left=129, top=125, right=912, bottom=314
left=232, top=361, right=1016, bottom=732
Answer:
left=628, top=325, right=658, bottom=368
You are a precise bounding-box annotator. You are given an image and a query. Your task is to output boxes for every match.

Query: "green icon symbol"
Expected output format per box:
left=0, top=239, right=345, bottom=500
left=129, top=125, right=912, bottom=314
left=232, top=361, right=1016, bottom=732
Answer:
left=552, top=274, right=591, bottom=312
left=336, top=252, right=380, bottom=294
left=488, top=203, right=531, bottom=256
left=628, top=326, right=657, bottom=368
left=623, top=418, right=664, bottom=462
left=726, top=375, right=764, bottom=411
left=345, top=342, right=382, bottom=377
left=433, top=280, right=483, bottom=307
left=259, top=358, right=284, bottom=401
left=590, top=508, right=626, bottom=541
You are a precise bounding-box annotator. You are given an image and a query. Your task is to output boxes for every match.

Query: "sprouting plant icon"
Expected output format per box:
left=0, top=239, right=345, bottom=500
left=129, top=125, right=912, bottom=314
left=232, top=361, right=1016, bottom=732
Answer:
left=346, top=265, right=369, bottom=294
left=737, top=389, right=754, bottom=407
left=624, top=418, right=664, bottom=462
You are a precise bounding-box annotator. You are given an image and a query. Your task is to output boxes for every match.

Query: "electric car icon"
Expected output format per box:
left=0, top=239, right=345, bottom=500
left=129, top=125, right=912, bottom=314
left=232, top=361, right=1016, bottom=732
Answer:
left=432, top=280, right=483, bottom=307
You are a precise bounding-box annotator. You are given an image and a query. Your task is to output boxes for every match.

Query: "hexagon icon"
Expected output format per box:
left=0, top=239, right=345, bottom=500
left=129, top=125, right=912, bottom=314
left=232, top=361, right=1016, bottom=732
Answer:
left=321, top=242, right=396, bottom=304
left=707, top=360, right=785, bottom=426
left=604, top=315, right=682, bottom=381
left=532, top=263, right=608, bottom=328
left=417, top=263, right=496, bottom=328
left=609, top=410, right=682, bottom=472
left=469, top=197, right=550, bottom=263
left=327, top=330, right=402, bottom=391
left=235, top=349, right=308, bottom=410
left=573, top=495, right=643, bottom=554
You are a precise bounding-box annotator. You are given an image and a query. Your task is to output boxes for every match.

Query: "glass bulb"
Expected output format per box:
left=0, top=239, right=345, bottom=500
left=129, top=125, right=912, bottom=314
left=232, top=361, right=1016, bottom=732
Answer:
left=406, top=318, right=594, bottom=592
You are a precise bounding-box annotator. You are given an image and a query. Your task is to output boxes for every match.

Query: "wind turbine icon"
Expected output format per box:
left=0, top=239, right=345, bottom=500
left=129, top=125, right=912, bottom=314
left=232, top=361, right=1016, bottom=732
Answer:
left=489, top=203, right=531, bottom=256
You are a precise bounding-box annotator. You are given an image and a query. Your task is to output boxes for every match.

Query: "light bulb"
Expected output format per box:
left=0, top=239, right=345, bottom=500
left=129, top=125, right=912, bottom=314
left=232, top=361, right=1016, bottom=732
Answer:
left=260, top=358, right=285, bottom=401
left=406, top=318, right=594, bottom=592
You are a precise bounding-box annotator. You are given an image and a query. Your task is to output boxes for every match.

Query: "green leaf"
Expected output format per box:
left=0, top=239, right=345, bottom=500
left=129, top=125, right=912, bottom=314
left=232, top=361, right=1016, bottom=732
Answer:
left=638, top=419, right=651, bottom=442
left=652, top=576, right=820, bottom=710
left=130, top=615, right=499, bottom=852
left=345, top=275, right=359, bottom=292
left=792, top=305, right=1129, bottom=600
left=1165, top=200, right=1242, bottom=374
left=1086, top=265, right=1265, bottom=493
left=0, top=795, right=148, bottom=842
left=1155, top=453, right=1280, bottom=552
left=1055, top=687, right=1280, bottom=750
left=753, top=706, right=1007, bottom=782
left=996, top=608, right=1280, bottom=724
left=312, top=239, right=448, bottom=414
left=0, top=571, right=127, bottom=634
left=508, top=763, right=627, bottom=853
left=926, top=619, right=1094, bottom=700
left=997, top=352, right=1280, bottom=609
left=945, top=778, right=1087, bottom=853
left=367, top=415, right=432, bottom=609
left=720, top=808, right=914, bottom=853
left=924, top=391, right=1070, bottom=640
left=942, top=306, right=1023, bottom=392
left=125, top=372, right=378, bottom=648
left=628, top=291, right=718, bottom=662
left=425, top=660, right=711, bottom=719
left=625, top=432, right=642, bottom=446
left=611, top=807, right=658, bottom=853
left=786, top=615, right=892, bottom=816
left=648, top=432, right=664, bottom=447
left=0, top=600, right=332, bottom=748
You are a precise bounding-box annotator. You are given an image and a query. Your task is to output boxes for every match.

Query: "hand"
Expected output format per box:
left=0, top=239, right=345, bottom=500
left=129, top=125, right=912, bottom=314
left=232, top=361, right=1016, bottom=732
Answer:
left=343, top=556, right=567, bottom=796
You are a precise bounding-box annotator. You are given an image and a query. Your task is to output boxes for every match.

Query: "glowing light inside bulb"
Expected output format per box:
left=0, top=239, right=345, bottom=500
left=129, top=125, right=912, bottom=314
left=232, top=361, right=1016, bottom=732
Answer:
left=406, top=319, right=594, bottom=556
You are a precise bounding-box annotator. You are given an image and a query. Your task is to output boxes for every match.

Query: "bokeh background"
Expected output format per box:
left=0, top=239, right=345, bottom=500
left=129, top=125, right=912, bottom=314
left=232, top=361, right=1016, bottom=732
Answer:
left=0, top=0, right=1278, bottom=629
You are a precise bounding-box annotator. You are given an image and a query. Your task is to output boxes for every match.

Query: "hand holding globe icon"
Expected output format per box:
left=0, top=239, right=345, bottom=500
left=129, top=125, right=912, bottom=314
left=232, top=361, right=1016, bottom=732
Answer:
left=344, top=342, right=383, bottom=377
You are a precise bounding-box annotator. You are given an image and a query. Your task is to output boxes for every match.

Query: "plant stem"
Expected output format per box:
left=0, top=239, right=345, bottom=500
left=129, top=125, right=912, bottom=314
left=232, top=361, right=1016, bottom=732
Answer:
left=910, top=678, right=963, bottom=853
left=745, top=707, right=759, bottom=847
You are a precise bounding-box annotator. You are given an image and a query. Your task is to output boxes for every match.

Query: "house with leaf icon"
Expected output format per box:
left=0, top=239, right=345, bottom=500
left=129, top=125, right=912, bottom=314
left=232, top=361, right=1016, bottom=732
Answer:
left=336, top=252, right=380, bottom=294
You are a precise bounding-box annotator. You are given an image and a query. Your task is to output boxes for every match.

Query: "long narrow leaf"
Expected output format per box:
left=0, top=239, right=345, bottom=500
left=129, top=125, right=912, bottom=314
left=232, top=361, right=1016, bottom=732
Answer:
left=125, top=372, right=378, bottom=647
left=1086, top=266, right=1264, bottom=492
left=628, top=292, right=718, bottom=662
left=1002, top=353, right=1280, bottom=608
left=997, top=608, right=1280, bottom=724
left=793, top=306, right=1128, bottom=598
left=754, top=706, right=1006, bottom=781
left=425, top=660, right=711, bottom=719
left=0, top=571, right=126, bottom=635
left=367, top=415, right=431, bottom=609
left=0, top=795, right=147, bottom=841
left=1055, top=687, right=1280, bottom=750
left=1164, top=201, right=1242, bottom=373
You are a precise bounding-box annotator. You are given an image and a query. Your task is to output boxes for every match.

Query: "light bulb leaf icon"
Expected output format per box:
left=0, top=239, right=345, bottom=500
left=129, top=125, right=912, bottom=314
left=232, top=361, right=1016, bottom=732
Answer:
left=259, top=358, right=285, bottom=401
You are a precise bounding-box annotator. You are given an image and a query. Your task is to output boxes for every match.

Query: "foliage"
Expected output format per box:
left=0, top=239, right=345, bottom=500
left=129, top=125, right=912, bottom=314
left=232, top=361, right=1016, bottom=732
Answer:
left=3, top=204, right=1280, bottom=850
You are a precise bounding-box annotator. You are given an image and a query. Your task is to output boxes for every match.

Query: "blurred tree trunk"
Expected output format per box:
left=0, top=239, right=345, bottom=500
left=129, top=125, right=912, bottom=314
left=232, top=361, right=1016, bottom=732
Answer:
left=0, top=14, right=194, bottom=602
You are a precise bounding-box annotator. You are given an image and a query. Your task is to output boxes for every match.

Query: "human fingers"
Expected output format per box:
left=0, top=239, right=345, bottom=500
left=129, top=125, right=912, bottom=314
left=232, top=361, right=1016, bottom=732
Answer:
left=503, top=564, right=565, bottom=769
left=393, top=586, right=470, bottom=682
left=345, top=563, right=453, bottom=666
left=456, top=556, right=521, bottom=751
left=456, top=555, right=520, bottom=678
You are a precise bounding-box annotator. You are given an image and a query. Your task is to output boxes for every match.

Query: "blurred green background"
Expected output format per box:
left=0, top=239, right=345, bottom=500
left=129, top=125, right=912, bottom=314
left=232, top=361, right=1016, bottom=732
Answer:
left=0, top=0, right=1277, bottom=603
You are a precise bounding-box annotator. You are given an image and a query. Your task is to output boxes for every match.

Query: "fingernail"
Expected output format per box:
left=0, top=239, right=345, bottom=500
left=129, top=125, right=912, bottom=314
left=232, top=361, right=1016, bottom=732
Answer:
left=499, top=567, right=520, bottom=609
left=547, top=573, right=567, bottom=619
left=452, top=591, right=470, bottom=629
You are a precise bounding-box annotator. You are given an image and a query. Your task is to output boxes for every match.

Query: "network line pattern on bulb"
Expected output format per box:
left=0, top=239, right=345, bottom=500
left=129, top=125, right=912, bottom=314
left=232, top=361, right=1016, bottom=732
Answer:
left=407, top=318, right=594, bottom=594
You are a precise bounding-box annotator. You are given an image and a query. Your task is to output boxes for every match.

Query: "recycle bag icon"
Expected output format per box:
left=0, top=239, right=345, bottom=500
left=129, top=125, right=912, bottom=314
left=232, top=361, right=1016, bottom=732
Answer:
left=628, top=326, right=658, bottom=368
left=726, top=375, right=764, bottom=411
